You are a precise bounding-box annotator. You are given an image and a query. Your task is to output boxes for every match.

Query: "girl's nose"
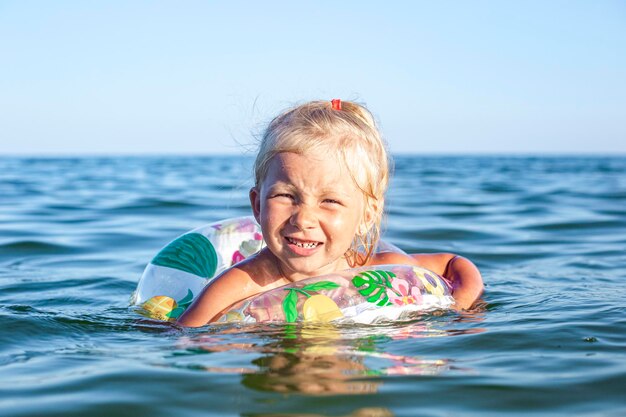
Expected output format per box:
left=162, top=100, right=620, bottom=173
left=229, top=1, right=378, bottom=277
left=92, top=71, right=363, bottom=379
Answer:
left=290, top=205, right=317, bottom=230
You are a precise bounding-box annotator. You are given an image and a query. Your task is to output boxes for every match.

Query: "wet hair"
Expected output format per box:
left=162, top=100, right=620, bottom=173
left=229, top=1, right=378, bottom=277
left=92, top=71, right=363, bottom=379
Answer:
left=253, top=100, right=391, bottom=266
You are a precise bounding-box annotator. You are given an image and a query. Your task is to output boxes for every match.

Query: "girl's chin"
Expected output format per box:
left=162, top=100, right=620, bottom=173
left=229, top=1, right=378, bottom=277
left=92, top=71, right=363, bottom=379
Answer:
left=279, top=258, right=348, bottom=279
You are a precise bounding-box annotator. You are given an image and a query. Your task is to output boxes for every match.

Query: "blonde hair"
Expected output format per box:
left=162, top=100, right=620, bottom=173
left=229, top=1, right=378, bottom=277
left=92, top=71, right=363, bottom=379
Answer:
left=253, top=100, right=391, bottom=266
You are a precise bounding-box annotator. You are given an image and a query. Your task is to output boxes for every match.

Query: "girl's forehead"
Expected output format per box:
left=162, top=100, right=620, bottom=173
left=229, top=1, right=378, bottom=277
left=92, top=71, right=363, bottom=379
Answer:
left=264, top=152, right=357, bottom=189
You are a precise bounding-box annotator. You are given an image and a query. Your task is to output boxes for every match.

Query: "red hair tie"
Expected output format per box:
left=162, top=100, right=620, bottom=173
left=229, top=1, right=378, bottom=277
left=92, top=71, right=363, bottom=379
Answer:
left=331, top=99, right=342, bottom=111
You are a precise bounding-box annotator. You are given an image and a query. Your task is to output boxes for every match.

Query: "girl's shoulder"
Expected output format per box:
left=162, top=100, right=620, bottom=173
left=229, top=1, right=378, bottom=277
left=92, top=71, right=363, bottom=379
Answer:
left=369, top=251, right=417, bottom=266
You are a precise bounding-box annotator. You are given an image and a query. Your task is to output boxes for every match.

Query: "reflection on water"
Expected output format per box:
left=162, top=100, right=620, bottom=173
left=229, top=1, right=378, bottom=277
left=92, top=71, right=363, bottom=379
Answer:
left=177, top=313, right=485, bottom=395
left=242, top=351, right=380, bottom=395
left=245, top=407, right=395, bottom=417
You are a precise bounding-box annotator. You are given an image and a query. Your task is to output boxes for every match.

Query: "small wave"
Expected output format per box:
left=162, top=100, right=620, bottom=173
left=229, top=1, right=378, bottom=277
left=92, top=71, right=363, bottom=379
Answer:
left=0, top=240, right=83, bottom=256
left=524, top=219, right=625, bottom=232
left=107, top=197, right=203, bottom=212
left=396, top=227, right=501, bottom=242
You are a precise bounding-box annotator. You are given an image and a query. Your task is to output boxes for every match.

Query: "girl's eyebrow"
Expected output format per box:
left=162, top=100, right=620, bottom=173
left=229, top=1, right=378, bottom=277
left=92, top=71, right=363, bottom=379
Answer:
left=266, top=182, right=296, bottom=192
left=320, top=189, right=352, bottom=198
left=266, top=182, right=354, bottom=197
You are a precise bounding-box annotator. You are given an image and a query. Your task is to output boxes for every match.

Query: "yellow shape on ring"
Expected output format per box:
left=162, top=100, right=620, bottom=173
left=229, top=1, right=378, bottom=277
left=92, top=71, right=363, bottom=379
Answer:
left=302, top=294, right=343, bottom=322
left=142, top=295, right=177, bottom=321
left=414, top=268, right=445, bottom=296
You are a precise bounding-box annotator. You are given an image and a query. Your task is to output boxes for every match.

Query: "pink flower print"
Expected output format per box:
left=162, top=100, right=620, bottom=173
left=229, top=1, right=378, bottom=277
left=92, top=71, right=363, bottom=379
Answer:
left=231, top=250, right=245, bottom=265
left=385, top=365, right=420, bottom=375
left=386, top=279, right=423, bottom=306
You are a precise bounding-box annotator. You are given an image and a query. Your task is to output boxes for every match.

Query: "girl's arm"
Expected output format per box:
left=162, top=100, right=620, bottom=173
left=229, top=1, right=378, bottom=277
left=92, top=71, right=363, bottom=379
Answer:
left=176, top=268, right=250, bottom=327
left=411, top=253, right=484, bottom=310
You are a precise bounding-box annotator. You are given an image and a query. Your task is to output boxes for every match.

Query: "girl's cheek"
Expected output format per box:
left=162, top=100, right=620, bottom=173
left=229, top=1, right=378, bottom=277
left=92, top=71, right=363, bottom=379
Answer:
left=326, top=211, right=359, bottom=233
left=264, top=209, right=288, bottom=230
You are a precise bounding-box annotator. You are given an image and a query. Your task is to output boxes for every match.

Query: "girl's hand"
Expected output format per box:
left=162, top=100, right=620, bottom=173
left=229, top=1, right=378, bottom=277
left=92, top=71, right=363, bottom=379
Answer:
left=408, top=253, right=483, bottom=310
left=441, top=255, right=484, bottom=310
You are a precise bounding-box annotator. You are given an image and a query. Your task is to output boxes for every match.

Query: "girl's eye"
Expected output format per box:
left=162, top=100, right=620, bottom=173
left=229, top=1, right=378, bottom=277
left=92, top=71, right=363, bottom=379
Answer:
left=273, top=193, right=294, bottom=200
left=323, top=198, right=341, bottom=205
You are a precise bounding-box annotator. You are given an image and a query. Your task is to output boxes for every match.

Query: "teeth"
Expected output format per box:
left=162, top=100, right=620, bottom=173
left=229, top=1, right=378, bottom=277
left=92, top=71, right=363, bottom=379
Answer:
left=287, top=237, right=319, bottom=248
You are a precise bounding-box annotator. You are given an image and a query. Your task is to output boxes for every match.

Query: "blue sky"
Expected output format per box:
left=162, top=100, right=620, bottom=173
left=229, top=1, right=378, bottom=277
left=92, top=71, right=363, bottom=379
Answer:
left=1, top=1, right=625, bottom=155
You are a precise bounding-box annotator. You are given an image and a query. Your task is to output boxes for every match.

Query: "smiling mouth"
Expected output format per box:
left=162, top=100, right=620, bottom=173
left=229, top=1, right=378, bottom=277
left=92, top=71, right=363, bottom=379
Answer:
left=285, top=236, right=321, bottom=249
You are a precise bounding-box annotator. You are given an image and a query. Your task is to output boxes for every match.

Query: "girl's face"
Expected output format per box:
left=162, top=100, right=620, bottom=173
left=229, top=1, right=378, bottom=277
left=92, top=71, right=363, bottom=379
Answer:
left=250, top=151, right=368, bottom=281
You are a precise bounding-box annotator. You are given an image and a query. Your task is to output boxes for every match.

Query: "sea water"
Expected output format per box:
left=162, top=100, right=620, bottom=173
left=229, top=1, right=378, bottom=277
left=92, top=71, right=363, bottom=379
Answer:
left=1, top=156, right=625, bottom=416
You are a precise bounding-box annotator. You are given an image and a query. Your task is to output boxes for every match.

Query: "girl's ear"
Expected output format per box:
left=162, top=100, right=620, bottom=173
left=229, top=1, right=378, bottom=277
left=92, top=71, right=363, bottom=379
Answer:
left=249, top=187, right=261, bottom=223
left=362, top=199, right=378, bottom=231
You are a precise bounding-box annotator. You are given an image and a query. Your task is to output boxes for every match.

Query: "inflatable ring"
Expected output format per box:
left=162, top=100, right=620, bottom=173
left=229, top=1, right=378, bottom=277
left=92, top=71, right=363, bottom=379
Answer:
left=132, top=217, right=454, bottom=324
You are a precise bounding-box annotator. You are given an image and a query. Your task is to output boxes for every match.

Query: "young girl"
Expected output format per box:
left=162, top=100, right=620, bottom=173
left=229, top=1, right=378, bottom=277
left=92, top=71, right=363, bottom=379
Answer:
left=177, top=99, right=483, bottom=327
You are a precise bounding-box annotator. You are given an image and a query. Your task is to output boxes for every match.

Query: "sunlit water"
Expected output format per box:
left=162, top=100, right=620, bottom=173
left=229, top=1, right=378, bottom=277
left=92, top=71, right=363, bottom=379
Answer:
left=1, top=156, right=625, bottom=416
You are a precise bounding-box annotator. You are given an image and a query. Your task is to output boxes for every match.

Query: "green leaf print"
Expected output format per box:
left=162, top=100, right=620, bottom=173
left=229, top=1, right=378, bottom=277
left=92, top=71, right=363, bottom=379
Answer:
left=177, top=289, right=194, bottom=309
left=301, top=281, right=340, bottom=292
left=164, top=290, right=195, bottom=319
left=282, top=290, right=299, bottom=323
left=351, top=270, right=396, bottom=307
left=152, top=233, right=217, bottom=278
left=166, top=307, right=185, bottom=319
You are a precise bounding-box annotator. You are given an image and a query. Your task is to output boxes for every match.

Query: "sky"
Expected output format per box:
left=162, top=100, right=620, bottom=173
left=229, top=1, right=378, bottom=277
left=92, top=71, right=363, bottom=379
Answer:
left=1, top=1, right=625, bottom=155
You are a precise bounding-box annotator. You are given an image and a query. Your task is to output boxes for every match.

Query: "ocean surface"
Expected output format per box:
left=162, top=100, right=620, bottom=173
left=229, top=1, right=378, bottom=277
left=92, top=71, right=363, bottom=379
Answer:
left=1, top=155, right=625, bottom=416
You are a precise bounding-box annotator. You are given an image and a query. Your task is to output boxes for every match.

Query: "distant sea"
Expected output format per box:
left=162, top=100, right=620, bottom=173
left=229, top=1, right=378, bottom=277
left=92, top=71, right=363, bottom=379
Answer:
left=1, top=155, right=625, bottom=416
